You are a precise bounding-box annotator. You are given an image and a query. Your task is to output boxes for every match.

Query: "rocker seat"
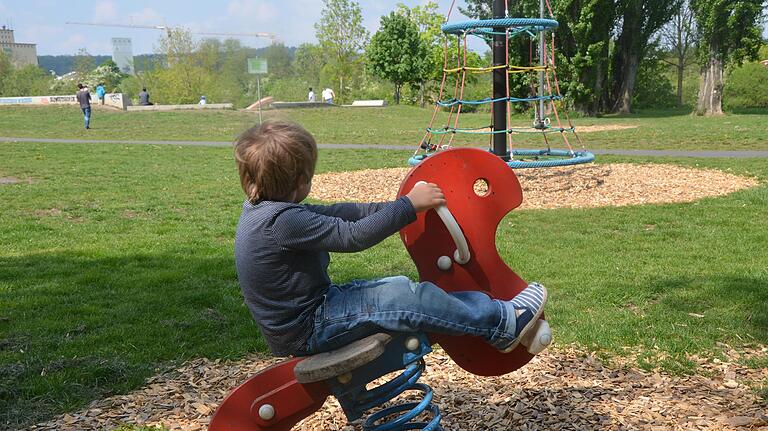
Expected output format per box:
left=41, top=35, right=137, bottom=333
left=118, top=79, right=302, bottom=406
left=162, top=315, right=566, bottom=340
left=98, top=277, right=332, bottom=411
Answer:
left=294, top=333, right=393, bottom=384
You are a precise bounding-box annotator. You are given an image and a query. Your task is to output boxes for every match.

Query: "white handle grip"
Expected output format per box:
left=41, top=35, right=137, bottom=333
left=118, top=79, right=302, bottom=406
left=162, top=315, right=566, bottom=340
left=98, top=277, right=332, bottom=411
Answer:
left=415, top=181, right=470, bottom=265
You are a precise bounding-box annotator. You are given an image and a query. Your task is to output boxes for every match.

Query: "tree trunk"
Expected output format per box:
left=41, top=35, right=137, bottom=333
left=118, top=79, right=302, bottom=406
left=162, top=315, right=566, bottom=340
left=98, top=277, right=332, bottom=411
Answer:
left=676, top=61, right=684, bottom=107
left=419, top=82, right=425, bottom=108
left=613, top=52, right=640, bottom=114
left=611, top=3, right=643, bottom=114
left=394, top=84, right=401, bottom=105
left=696, top=42, right=724, bottom=116
left=593, top=61, right=606, bottom=115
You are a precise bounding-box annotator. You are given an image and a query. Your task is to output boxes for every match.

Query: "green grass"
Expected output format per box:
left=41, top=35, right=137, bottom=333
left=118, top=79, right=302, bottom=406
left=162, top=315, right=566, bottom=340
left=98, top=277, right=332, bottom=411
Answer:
left=1, top=105, right=767, bottom=151
left=1, top=142, right=767, bottom=428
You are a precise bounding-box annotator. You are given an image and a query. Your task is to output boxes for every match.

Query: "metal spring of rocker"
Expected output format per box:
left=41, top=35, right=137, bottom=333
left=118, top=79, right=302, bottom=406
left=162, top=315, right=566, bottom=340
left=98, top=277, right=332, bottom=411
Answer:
left=359, top=359, right=442, bottom=431
left=329, top=333, right=443, bottom=431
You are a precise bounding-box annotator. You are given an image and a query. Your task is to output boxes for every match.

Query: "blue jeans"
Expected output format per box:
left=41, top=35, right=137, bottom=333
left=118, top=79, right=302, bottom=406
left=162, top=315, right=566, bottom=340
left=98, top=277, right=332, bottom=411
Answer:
left=306, top=276, right=517, bottom=354
left=82, top=107, right=91, bottom=129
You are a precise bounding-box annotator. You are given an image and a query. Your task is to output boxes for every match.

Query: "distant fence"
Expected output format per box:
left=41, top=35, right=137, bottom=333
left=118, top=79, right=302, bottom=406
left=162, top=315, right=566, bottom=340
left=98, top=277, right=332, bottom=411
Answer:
left=0, top=93, right=129, bottom=110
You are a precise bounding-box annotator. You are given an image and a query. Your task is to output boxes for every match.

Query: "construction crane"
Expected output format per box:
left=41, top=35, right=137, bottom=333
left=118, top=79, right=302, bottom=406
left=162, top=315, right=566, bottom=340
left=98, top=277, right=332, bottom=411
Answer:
left=65, top=21, right=277, bottom=42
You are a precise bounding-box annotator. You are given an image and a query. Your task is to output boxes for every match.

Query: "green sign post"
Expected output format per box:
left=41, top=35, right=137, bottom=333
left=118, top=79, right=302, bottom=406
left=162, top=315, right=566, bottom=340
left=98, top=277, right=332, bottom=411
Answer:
left=248, top=57, right=268, bottom=123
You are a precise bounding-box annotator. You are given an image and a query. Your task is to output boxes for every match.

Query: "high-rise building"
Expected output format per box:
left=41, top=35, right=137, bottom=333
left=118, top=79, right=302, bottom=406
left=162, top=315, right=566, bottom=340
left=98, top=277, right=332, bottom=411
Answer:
left=0, top=25, right=38, bottom=67
left=111, top=37, right=134, bottom=75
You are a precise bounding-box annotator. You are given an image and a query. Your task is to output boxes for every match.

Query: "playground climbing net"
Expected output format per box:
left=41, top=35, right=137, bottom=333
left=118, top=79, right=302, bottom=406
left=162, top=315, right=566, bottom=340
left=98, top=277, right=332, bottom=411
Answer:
left=410, top=0, right=595, bottom=169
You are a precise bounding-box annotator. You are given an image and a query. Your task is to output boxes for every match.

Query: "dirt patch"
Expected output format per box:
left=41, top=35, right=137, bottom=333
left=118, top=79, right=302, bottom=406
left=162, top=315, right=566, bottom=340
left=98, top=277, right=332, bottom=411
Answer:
left=310, top=164, right=759, bottom=209
left=0, top=176, right=33, bottom=185
left=575, top=124, right=638, bottom=133
left=27, top=345, right=767, bottom=431
left=34, top=208, right=62, bottom=217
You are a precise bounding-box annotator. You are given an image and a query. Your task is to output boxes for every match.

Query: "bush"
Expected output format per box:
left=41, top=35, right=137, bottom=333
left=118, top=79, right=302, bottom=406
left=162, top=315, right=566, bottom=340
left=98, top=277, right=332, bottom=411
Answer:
left=1, top=65, right=54, bottom=97
left=724, top=61, right=768, bottom=110
left=633, top=55, right=677, bottom=110
left=263, top=76, right=312, bottom=102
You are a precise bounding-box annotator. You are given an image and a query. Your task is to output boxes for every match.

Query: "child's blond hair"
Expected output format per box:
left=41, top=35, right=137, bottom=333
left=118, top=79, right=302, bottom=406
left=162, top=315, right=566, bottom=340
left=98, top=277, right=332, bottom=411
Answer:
left=234, top=121, right=318, bottom=203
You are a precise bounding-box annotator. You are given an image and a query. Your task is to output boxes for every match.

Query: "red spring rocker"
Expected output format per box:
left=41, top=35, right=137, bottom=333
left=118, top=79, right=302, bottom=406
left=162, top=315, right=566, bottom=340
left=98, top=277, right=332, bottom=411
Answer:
left=209, top=148, right=552, bottom=430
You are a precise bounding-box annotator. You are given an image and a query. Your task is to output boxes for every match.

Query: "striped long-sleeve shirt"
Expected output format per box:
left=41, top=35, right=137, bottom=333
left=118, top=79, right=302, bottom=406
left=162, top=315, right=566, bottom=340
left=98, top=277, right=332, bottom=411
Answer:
left=234, top=197, right=416, bottom=356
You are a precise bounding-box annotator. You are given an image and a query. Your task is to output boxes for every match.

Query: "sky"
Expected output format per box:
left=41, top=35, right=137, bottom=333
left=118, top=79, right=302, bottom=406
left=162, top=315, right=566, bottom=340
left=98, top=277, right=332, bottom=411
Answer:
left=0, top=0, right=482, bottom=56
left=0, top=0, right=765, bottom=57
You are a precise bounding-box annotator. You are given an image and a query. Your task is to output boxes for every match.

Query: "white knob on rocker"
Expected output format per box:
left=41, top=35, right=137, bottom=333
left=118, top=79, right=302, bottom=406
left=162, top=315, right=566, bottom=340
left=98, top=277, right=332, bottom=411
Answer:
left=520, top=319, right=552, bottom=355
left=258, top=404, right=276, bottom=420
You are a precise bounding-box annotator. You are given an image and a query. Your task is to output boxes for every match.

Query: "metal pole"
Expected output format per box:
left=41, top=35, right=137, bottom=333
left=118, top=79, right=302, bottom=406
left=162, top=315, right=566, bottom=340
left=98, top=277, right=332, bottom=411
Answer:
left=492, top=0, right=508, bottom=159
left=257, top=76, right=263, bottom=124
left=535, top=0, right=546, bottom=129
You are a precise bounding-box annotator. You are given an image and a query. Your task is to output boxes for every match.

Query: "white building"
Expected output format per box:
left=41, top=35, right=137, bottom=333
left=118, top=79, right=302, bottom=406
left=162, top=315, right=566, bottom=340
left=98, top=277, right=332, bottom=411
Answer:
left=0, top=25, right=38, bottom=67
left=111, top=37, right=134, bottom=75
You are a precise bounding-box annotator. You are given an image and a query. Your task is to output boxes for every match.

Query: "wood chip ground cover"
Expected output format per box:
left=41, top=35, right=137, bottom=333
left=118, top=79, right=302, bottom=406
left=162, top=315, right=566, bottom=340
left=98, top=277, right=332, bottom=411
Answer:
left=309, top=164, right=758, bottom=209
left=27, top=345, right=767, bottom=430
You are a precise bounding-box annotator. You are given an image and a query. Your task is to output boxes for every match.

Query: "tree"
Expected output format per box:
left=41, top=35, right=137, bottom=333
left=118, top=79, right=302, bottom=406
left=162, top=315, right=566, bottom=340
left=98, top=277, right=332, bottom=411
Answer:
left=610, top=0, right=681, bottom=113
left=660, top=0, right=698, bottom=106
left=154, top=28, right=211, bottom=104
left=315, top=0, right=369, bottom=102
left=690, top=0, right=765, bottom=115
left=395, top=1, right=445, bottom=106
left=74, top=47, right=95, bottom=77
left=265, top=43, right=293, bottom=78
left=367, top=12, right=428, bottom=104
left=0, top=51, right=12, bottom=95
left=294, top=43, right=326, bottom=87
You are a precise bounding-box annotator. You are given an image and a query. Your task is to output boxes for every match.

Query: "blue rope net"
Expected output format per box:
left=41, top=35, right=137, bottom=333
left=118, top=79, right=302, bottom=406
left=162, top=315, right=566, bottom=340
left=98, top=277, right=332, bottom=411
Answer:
left=412, top=10, right=595, bottom=170
left=441, top=18, right=559, bottom=35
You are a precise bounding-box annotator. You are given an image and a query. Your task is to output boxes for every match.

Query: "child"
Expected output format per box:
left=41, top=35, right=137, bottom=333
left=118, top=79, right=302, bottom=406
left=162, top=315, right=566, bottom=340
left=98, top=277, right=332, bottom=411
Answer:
left=234, top=121, right=547, bottom=357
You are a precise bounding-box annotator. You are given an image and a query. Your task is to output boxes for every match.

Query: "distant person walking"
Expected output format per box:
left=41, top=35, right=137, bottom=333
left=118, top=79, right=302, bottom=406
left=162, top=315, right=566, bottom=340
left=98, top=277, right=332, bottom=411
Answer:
left=321, top=87, right=335, bottom=104
left=95, top=83, right=106, bottom=105
left=138, top=88, right=153, bottom=106
left=308, top=87, right=316, bottom=102
left=76, top=83, right=92, bottom=130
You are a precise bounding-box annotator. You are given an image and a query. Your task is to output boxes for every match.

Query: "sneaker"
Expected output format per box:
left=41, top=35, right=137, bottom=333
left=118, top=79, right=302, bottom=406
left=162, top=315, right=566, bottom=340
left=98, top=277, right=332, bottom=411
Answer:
left=500, top=283, right=548, bottom=353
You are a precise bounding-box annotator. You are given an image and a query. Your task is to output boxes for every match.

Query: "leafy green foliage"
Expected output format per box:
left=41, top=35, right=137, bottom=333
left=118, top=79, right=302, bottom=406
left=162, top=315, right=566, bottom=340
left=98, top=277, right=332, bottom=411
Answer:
left=0, top=63, right=54, bottom=97
left=690, top=0, right=765, bottom=113
left=367, top=12, right=428, bottom=104
left=633, top=50, right=678, bottom=109
left=0, top=52, right=55, bottom=97
left=264, top=43, right=294, bottom=78
left=315, top=0, right=369, bottom=103
left=294, top=43, right=326, bottom=89
left=73, top=48, right=96, bottom=78
left=724, top=61, right=768, bottom=109
left=691, top=0, right=764, bottom=65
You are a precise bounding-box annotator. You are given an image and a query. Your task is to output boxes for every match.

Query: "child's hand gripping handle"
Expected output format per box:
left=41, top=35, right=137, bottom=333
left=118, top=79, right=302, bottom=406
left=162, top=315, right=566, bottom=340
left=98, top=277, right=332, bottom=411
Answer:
left=412, top=181, right=470, bottom=265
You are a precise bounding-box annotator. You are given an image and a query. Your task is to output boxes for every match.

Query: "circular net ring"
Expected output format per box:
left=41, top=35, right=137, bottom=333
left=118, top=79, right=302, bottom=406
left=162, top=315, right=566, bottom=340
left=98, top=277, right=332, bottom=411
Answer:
left=507, top=149, right=595, bottom=169
left=409, top=150, right=595, bottom=169
left=441, top=18, right=559, bottom=35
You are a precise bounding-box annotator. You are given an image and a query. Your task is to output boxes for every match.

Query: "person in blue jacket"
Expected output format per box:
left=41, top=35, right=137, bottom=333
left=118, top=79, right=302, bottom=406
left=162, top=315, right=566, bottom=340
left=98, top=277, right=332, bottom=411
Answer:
left=95, top=83, right=106, bottom=105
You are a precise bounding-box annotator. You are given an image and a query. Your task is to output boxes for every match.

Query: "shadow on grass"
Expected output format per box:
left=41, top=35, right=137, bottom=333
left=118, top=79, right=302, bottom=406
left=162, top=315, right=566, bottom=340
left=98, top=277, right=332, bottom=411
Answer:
left=598, top=107, right=694, bottom=119
left=728, top=107, right=768, bottom=115
left=602, top=106, right=768, bottom=118
left=0, top=250, right=263, bottom=430
left=650, top=275, right=768, bottom=341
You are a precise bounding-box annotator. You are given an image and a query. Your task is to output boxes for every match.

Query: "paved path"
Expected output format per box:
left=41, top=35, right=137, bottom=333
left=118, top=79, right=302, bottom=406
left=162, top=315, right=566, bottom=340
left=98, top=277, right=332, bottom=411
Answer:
left=2, top=136, right=767, bottom=158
